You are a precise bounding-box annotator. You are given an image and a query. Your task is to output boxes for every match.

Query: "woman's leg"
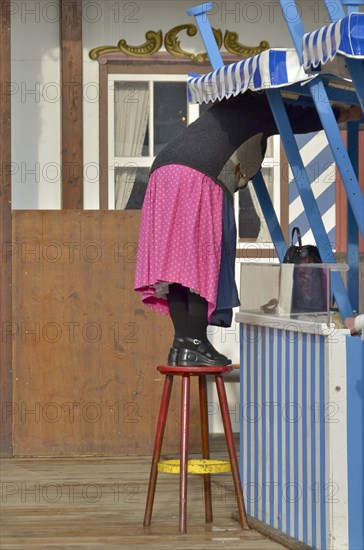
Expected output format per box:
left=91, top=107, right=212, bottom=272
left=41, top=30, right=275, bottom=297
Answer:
left=167, top=283, right=189, bottom=342
left=167, top=284, right=231, bottom=366
left=167, top=283, right=189, bottom=365
left=186, top=291, right=208, bottom=342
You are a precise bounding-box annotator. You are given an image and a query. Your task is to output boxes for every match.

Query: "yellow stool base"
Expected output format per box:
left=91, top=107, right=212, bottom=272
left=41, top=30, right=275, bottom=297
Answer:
left=158, top=458, right=231, bottom=474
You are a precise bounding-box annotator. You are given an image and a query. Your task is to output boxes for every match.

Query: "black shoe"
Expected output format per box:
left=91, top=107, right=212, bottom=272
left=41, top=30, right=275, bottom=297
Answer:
left=167, top=347, right=180, bottom=366
left=178, top=338, right=231, bottom=367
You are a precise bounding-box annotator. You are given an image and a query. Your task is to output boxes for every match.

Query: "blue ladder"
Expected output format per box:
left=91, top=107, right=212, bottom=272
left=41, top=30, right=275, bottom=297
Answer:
left=187, top=1, right=363, bottom=319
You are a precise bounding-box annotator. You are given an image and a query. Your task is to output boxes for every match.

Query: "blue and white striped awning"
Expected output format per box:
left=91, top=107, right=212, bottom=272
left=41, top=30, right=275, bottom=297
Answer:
left=187, top=49, right=312, bottom=104
left=302, top=13, right=364, bottom=70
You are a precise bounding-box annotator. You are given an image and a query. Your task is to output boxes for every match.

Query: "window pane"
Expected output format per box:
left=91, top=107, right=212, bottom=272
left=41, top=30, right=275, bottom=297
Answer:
left=114, top=81, right=150, bottom=157
left=115, top=166, right=150, bottom=210
left=239, top=187, right=261, bottom=239
left=238, top=167, right=274, bottom=242
left=124, top=168, right=150, bottom=209
left=154, top=82, right=187, bottom=155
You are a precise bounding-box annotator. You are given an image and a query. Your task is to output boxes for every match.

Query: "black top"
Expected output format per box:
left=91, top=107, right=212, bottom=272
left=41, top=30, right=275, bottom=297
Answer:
left=151, top=91, right=332, bottom=200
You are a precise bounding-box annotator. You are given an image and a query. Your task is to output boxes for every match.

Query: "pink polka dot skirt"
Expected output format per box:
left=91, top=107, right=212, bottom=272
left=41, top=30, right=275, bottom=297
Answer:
left=134, top=164, right=224, bottom=322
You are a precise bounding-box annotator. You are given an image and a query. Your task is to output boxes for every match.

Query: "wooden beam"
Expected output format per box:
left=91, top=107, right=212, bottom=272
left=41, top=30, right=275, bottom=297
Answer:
left=0, top=1, right=13, bottom=456
left=61, top=0, right=83, bottom=209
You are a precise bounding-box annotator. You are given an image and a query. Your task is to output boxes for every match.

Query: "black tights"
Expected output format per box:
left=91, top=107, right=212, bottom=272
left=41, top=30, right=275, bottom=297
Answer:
left=167, top=283, right=208, bottom=344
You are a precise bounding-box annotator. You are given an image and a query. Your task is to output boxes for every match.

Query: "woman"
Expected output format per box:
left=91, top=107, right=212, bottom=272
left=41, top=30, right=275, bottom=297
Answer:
left=134, top=90, right=360, bottom=366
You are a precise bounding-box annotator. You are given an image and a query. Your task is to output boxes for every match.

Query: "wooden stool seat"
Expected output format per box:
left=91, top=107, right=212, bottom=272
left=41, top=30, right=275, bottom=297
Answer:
left=143, top=364, right=249, bottom=533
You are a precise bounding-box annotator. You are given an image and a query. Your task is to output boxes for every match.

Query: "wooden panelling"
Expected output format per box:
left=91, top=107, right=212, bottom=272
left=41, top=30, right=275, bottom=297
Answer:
left=61, top=0, right=83, bottom=209
left=12, top=211, right=200, bottom=456
left=0, top=2, right=13, bottom=457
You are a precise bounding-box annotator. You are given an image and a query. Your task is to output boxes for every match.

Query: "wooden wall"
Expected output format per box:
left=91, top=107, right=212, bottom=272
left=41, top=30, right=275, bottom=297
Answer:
left=10, top=210, right=201, bottom=456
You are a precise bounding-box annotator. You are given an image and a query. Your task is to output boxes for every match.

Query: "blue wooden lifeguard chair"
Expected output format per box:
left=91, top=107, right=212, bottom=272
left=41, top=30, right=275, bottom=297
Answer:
left=186, top=2, right=363, bottom=549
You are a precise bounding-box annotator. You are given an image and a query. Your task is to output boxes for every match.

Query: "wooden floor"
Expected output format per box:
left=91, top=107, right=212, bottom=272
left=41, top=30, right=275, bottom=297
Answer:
left=1, top=438, right=287, bottom=550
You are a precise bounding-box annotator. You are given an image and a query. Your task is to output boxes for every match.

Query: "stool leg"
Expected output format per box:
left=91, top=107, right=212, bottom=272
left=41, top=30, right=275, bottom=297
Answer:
left=179, top=374, right=190, bottom=533
left=215, top=374, right=249, bottom=529
left=144, top=374, right=174, bottom=527
left=199, top=375, right=213, bottom=523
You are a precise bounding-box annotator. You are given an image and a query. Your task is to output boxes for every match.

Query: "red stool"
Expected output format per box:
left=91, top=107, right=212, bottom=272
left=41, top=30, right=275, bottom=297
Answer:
left=143, top=365, right=249, bottom=533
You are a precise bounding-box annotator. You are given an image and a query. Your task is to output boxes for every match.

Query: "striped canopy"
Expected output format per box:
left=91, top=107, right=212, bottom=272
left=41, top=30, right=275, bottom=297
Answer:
left=187, top=49, right=312, bottom=104
left=302, top=12, right=364, bottom=70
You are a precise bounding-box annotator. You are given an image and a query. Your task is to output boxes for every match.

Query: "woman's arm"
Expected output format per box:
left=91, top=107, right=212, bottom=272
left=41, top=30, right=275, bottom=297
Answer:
left=284, top=102, right=362, bottom=135
left=345, top=314, right=364, bottom=335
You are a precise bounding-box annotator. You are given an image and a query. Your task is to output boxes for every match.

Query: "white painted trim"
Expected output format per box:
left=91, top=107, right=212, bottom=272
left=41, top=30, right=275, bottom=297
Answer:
left=113, top=157, right=154, bottom=166
left=149, top=80, right=154, bottom=158
left=325, top=333, right=349, bottom=550
left=188, top=102, right=200, bottom=124
left=108, top=74, right=190, bottom=83
left=108, top=78, right=115, bottom=209
left=235, top=312, right=351, bottom=337
left=272, top=135, right=281, bottom=215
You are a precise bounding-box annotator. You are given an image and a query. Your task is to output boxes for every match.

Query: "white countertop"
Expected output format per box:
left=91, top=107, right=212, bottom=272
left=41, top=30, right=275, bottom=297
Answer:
left=235, top=311, right=351, bottom=336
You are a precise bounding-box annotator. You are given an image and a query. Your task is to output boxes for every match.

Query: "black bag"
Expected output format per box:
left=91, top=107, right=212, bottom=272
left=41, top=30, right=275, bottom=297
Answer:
left=283, top=227, right=322, bottom=264
left=283, top=227, right=327, bottom=314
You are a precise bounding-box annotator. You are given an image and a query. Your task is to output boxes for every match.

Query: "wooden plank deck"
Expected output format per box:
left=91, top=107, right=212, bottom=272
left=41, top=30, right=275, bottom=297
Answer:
left=0, top=439, right=287, bottom=550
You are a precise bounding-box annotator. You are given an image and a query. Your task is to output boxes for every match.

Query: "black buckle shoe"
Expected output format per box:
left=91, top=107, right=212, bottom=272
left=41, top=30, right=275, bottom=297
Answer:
left=178, top=339, right=231, bottom=367
left=167, top=347, right=180, bottom=366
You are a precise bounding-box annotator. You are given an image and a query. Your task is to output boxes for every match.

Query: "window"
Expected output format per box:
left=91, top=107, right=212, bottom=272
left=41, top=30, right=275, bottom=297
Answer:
left=108, top=74, right=203, bottom=210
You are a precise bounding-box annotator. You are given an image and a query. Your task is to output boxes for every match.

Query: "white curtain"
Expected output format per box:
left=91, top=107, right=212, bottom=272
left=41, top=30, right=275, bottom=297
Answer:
left=114, top=82, right=149, bottom=209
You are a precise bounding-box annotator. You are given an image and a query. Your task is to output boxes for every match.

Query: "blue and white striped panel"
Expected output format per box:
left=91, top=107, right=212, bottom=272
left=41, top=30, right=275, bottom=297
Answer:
left=288, top=131, right=336, bottom=249
left=302, top=13, right=364, bottom=70
left=240, top=324, right=329, bottom=548
left=187, top=49, right=312, bottom=104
